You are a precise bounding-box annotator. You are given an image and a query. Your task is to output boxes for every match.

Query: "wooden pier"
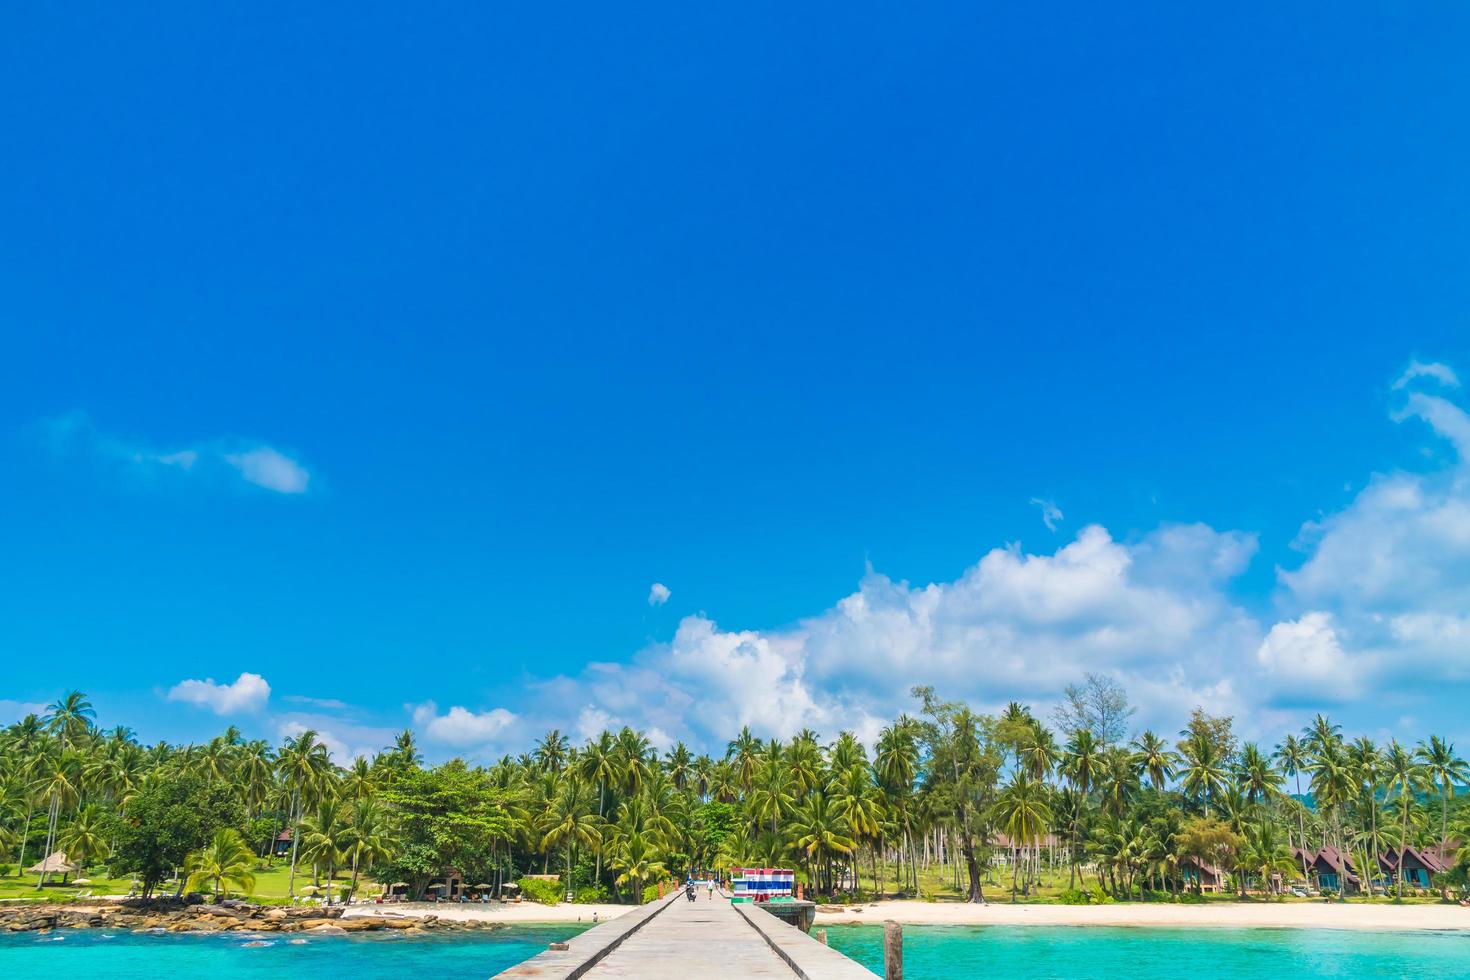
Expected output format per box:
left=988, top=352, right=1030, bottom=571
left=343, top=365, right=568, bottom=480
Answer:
left=490, top=890, right=877, bottom=979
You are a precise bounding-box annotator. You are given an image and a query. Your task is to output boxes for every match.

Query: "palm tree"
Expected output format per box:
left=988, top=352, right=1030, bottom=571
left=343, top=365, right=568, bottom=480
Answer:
left=1239, top=820, right=1295, bottom=896
left=299, top=797, right=351, bottom=905
left=1345, top=736, right=1384, bottom=896
left=828, top=765, right=883, bottom=895
left=46, top=691, right=95, bottom=750
left=1416, top=736, right=1468, bottom=859
left=1383, top=740, right=1427, bottom=898
left=60, top=803, right=112, bottom=870
left=1307, top=741, right=1354, bottom=902
left=1177, top=732, right=1228, bottom=816
left=1132, top=730, right=1176, bottom=791
left=748, top=761, right=796, bottom=837
left=540, top=780, right=600, bottom=892
left=277, top=729, right=333, bottom=899
left=33, top=750, right=80, bottom=887
left=788, top=794, right=855, bottom=897
left=1274, top=733, right=1310, bottom=880
left=533, top=730, right=570, bottom=774
left=1235, top=743, right=1282, bottom=804
left=993, top=772, right=1052, bottom=900
left=610, top=830, right=666, bottom=903
left=184, top=829, right=257, bottom=900
left=727, top=726, right=761, bottom=793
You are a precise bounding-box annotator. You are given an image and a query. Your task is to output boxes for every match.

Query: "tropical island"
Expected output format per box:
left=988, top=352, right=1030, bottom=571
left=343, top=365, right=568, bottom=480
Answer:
left=3, top=682, right=1467, bottom=935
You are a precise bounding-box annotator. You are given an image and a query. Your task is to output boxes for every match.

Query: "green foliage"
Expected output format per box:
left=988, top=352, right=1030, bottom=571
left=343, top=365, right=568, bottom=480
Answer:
left=0, top=864, right=13, bottom=878
left=642, top=883, right=659, bottom=904
left=1057, top=885, right=1111, bottom=905
left=108, top=774, right=245, bottom=898
left=574, top=884, right=610, bottom=903
left=518, top=876, right=562, bottom=904
left=375, top=761, right=515, bottom=896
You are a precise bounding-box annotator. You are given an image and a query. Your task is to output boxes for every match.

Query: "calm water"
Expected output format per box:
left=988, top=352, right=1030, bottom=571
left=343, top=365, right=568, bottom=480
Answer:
left=825, top=924, right=1470, bottom=979
left=4, top=923, right=1469, bottom=978
left=0, top=924, right=587, bottom=977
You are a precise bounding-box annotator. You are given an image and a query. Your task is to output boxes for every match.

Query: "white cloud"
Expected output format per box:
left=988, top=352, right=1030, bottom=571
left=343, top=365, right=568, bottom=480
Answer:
left=39, top=411, right=312, bottom=495
left=282, top=695, right=351, bottom=710
left=538, top=521, right=1263, bottom=748
left=1030, top=497, right=1064, bottom=531
left=410, top=701, right=518, bottom=746
left=1392, top=359, right=1460, bottom=390
left=1255, top=612, right=1363, bottom=701
left=648, top=582, right=671, bottom=606
left=0, top=699, right=48, bottom=724
left=224, top=447, right=310, bottom=494
left=167, top=672, right=271, bottom=714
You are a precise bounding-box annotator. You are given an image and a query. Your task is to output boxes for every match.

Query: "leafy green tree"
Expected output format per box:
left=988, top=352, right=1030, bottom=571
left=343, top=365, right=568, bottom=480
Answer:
left=376, top=761, right=515, bottom=899
left=109, top=774, right=246, bottom=898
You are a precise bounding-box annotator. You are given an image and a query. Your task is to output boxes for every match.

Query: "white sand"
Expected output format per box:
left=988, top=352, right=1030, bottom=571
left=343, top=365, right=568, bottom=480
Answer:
left=341, top=901, right=634, bottom=925
left=813, top=899, right=1470, bottom=932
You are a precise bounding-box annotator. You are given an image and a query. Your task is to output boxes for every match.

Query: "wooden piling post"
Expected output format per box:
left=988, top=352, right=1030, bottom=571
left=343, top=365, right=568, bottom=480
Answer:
left=883, top=920, right=903, bottom=980
left=815, top=928, right=828, bottom=945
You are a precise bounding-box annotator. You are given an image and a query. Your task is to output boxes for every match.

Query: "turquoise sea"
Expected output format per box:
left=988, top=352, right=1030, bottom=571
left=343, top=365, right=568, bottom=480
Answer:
left=825, top=924, right=1470, bottom=978
left=3, top=923, right=1469, bottom=978
left=0, top=924, right=588, bottom=977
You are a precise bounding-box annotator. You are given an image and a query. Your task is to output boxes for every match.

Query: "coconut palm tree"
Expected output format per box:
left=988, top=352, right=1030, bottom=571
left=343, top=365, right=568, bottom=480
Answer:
left=788, top=794, right=855, bottom=897
left=1345, top=736, right=1384, bottom=895
left=1307, top=741, right=1355, bottom=902
left=1274, top=733, right=1310, bottom=879
left=994, top=771, right=1053, bottom=899
left=276, top=729, right=333, bottom=899
left=1177, top=732, right=1228, bottom=816
left=1132, top=730, right=1176, bottom=791
left=60, top=803, right=112, bottom=870
left=540, top=780, right=601, bottom=892
left=184, top=829, right=257, bottom=900
left=1415, top=736, right=1468, bottom=859
left=1383, top=740, right=1428, bottom=898
left=33, top=749, right=80, bottom=887
left=748, top=761, right=796, bottom=837
left=610, top=830, right=666, bottom=903
left=1235, top=743, right=1282, bottom=804
left=299, top=797, right=350, bottom=904
left=1239, top=819, right=1295, bottom=896
left=727, top=726, right=761, bottom=793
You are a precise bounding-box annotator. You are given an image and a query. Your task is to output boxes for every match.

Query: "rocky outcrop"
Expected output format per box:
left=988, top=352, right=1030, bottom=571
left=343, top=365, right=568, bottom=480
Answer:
left=0, top=901, right=504, bottom=935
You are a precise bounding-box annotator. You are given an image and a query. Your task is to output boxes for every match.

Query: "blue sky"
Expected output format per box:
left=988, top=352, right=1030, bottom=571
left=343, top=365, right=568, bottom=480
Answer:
left=3, top=4, right=1470, bottom=760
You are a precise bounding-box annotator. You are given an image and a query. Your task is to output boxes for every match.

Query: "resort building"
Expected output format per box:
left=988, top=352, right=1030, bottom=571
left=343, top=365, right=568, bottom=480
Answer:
left=1378, top=846, right=1453, bottom=889
left=1293, top=846, right=1362, bottom=894
left=1179, top=856, right=1227, bottom=893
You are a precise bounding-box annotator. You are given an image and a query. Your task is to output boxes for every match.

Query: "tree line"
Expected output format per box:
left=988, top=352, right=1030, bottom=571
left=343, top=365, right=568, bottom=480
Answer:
left=1, top=681, right=1467, bottom=904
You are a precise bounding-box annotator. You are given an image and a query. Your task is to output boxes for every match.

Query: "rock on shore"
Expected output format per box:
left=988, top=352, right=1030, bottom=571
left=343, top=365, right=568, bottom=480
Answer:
left=0, top=900, right=505, bottom=935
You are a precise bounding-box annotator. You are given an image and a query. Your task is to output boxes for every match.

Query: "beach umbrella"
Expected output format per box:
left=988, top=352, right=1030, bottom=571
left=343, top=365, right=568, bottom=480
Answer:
left=301, top=885, right=320, bottom=894
left=474, top=883, right=492, bottom=889
left=72, top=878, right=93, bottom=885
left=389, top=882, right=408, bottom=888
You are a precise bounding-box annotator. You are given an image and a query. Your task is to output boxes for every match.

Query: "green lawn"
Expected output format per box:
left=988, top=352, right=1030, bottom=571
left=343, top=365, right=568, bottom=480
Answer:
left=0, top=862, right=382, bottom=905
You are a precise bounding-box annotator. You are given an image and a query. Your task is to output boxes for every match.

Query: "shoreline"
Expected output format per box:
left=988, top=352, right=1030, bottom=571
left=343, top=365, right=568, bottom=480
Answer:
left=811, top=900, right=1470, bottom=932
left=341, top=901, right=635, bottom=926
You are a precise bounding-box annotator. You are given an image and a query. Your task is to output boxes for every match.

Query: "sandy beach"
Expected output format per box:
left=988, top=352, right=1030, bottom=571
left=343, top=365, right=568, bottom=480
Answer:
left=338, top=897, right=1470, bottom=932
left=812, top=900, right=1470, bottom=932
left=340, top=901, right=635, bottom=925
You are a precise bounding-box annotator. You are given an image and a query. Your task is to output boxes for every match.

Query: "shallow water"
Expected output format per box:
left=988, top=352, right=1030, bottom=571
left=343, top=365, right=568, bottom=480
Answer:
left=0, top=924, right=588, bottom=978
left=823, top=923, right=1470, bottom=978
left=4, top=922, right=1469, bottom=978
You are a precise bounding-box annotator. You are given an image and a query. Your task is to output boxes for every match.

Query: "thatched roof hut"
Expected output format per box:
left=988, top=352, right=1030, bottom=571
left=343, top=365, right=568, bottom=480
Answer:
left=26, top=851, right=80, bottom=876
